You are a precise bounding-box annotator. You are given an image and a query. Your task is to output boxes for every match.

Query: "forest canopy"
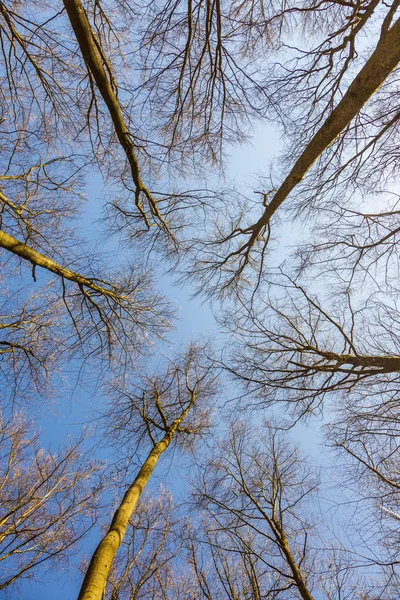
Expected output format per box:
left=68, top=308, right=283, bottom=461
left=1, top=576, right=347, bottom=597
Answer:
left=1, top=0, right=400, bottom=598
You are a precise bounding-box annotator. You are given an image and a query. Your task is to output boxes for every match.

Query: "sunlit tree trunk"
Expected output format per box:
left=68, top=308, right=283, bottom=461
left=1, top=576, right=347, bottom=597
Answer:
left=62, top=0, right=167, bottom=232
left=0, top=230, right=120, bottom=299
left=78, top=409, right=191, bottom=600
left=279, top=530, right=315, bottom=600
left=245, top=17, right=400, bottom=247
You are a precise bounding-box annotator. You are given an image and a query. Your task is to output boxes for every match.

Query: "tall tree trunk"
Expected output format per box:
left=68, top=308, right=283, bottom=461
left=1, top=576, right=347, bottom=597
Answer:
left=0, top=229, right=120, bottom=300
left=78, top=403, right=192, bottom=600
left=78, top=436, right=170, bottom=600
left=245, top=16, right=400, bottom=247
left=279, top=529, right=315, bottom=600
left=62, top=0, right=166, bottom=230
left=312, top=350, right=400, bottom=373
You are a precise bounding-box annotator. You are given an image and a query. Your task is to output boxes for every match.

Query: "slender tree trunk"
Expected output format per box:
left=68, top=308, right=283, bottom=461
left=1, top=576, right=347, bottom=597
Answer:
left=279, top=530, right=315, bottom=600
left=315, top=351, right=400, bottom=373
left=0, top=229, right=121, bottom=300
left=256, top=495, right=315, bottom=600
left=78, top=437, right=170, bottom=600
left=62, top=0, right=164, bottom=228
left=62, top=0, right=142, bottom=184
left=77, top=407, right=191, bottom=600
left=247, top=17, right=400, bottom=245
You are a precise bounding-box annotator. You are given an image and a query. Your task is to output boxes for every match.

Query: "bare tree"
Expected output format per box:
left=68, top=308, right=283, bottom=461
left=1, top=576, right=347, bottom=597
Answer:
left=186, top=4, right=400, bottom=292
left=223, top=274, right=400, bottom=420
left=122, top=0, right=397, bottom=167
left=62, top=0, right=174, bottom=238
left=193, top=421, right=318, bottom=600
left=185, top=525, right=377, bottom=600
left=90, top=421, right=396, bottom=600
left=5, top=0, right=400, bottom=293
left=0, top=111, right=172, bottom=373
left=189, top=421, right=391, bottom=600
left=185, top=522, right=280, bottom=600
left=3, top=0, right=400, bottom=286
left=78, top=344, right=219, bottom=600
left=0, top=410, right=99, bottom=591
left=0, top=279, right=62, bottom=404
left=0, top=156, right=173, bottom=365
left=103, top=488, right=182, bottom=600
left=4, top=2, right=400, bottom=597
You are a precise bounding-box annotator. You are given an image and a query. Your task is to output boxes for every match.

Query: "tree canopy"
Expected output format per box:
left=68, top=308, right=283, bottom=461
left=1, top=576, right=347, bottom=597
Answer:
left=1, top=0, right=400, bottom=598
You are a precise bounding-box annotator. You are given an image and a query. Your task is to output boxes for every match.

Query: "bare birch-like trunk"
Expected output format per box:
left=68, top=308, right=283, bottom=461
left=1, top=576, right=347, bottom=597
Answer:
left=78, top=407, right=191, bottom=600
left=245, top=17, right=400, bottom=246
left=0, top=230, right=121, bottom=300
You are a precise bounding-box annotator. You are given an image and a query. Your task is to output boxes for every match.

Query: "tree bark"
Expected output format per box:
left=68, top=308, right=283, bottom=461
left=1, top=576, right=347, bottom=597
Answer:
left=247, top=16, right=400, bottom=245
left=62, top=0, right=164, bottom=228
left=279, top=529, right=315, bottom=600
left=77, top=401, right=193, bottom=600
left=0, top=229, right=121, bottom=300
left=77, top=437, right=170, bottom=600
left=315, top=350, right=400, bottom=373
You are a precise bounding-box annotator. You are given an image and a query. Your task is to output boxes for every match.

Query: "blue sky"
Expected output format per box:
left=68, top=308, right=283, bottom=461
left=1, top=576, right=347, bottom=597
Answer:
left=8, top=119, right=331, bottom=600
